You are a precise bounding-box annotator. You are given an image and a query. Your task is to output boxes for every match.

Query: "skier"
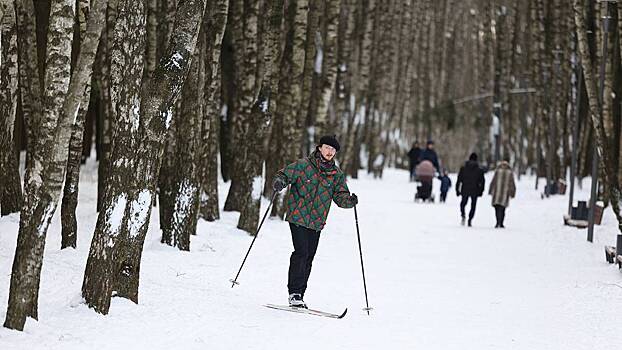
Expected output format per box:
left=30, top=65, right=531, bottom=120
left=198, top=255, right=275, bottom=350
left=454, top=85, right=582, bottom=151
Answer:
left=420, top=140, right=440, bottom=173
left=272, top=135, right=358, bottom=308
left=438, top=169, right=452, bottom=203
left=489, top=158, right=516, bottom=228
left=407, top=141, right=422, bottom=182
left=456, top=152, right=485, bottom=226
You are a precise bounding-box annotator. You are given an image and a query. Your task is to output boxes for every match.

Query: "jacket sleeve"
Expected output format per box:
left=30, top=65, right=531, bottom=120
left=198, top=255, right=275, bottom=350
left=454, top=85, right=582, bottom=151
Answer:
left=274, top=160, right=299, bottom=186
left=332, top=173, right=355, bottom=208
left=456, top=168, right=463, bottom=193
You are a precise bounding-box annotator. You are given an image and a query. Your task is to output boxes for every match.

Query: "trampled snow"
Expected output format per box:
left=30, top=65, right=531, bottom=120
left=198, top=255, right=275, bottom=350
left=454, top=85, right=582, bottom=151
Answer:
left=1, top=161, right=621, bottom=349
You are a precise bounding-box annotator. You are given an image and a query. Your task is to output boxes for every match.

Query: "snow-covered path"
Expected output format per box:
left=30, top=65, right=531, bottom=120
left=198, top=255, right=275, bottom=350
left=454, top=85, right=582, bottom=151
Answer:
left=1, top=166, right=621, bottom=349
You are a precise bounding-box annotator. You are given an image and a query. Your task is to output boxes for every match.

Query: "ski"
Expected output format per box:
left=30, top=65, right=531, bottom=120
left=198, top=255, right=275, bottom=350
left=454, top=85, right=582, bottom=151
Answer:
left=264, top=304, right=348, bottom=319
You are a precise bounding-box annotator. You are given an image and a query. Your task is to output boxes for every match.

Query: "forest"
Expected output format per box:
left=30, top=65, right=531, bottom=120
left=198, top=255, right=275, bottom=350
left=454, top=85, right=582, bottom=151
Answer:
left=1, top=0, right=621, bottom=333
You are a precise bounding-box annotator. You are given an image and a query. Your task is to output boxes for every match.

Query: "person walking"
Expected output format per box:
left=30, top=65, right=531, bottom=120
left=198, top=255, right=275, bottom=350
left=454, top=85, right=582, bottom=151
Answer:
left=407, top=141, right=422, bottom=182
left=438, top=169, right=452, bottom=203
left=456, top=153, right=485, bottom=226
left=420, top=140, right=440, bottom=173
left=272, top=135, right=358, bottom=308
left=489, top=159, right=516, bottom=228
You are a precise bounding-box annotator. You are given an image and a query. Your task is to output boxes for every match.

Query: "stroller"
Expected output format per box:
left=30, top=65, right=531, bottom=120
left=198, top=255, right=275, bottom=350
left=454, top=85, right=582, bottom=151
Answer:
left=414, top=160, right=435, bottom=202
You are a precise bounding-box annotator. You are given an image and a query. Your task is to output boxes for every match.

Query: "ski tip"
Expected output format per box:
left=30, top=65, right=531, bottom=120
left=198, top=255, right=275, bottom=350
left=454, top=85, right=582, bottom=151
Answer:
left=338, top=308, right=348, bottom=319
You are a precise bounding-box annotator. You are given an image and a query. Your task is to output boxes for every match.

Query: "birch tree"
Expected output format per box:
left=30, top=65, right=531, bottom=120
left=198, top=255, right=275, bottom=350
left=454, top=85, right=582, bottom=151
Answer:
left=5, top=0, right=107, bottom=331
left=199, top=0, right=228, bottom=222
left=82, top=0, right=207, bottom=315
left=0, top=0, right=21, bottom=216
left=60, top=0, right=93, bottom=248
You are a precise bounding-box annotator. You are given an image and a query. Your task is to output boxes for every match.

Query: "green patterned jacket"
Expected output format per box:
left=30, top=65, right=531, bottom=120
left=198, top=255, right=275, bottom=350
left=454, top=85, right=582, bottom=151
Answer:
left=275, top=151, right=355, bottom=231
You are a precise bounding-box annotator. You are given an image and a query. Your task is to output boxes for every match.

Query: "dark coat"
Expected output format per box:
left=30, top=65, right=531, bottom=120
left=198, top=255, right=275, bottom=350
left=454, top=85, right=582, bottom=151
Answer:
left=456, top=160, right=485, bottom=197
left=438, top=175, right=452, bottom=193
left=420, top=148, right=439, bottom=171
left=407, top=147, right=421, bottom=167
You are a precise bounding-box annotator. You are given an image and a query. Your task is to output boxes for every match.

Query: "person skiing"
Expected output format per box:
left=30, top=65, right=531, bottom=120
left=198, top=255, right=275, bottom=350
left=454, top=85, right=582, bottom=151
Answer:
left=272, top=135, right=358, bottom=308
left=438, top=169, right=452, bottom=203
left=489, top=158, right=516, bottom=228
left=407, top=141, right=422, bottom=182
left=456, top=152, right=485, bottom=226
left=420, top=140, right=440, bottom=173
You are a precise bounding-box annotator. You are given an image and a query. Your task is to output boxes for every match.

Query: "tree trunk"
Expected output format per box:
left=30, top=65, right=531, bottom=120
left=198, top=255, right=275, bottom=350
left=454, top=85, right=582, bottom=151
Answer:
left=0, top=0, right=22, bottom=216
left=5, top=0, right=107, bottom=331
left=270, top=0, right=309, bottom=218
left=237, top=0, right=283, bottom=234
left=313, top=0, right=340, bottom=138
left=161, top=20, right=206, bottom=250
left=199, top=0, right=228, bottom=222
left=60, top=0, right=92, bottom=249
left=14, top=0, right=44, bottom=173
left=97, top=0, right=118, bottom=212
left=224, top=0, right=259, bottom=213
left=574, top=0, right=622, bottom=239
left=82, top=0, right=206, bottom=315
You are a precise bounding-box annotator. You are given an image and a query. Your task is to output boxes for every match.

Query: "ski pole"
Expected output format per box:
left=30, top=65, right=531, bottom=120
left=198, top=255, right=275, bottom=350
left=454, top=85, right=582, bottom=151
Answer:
left=230, top=191, right=279, bottom=288
left=353, top=201, right=372, bottom=315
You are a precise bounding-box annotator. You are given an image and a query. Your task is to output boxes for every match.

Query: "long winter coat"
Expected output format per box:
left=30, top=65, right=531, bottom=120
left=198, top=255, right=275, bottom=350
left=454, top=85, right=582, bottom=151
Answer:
left=420, top=148, right=439, bottom=171
left=407, top=147, right=421, bottom=168
left=489, top=161, right=516, bottom=207
left=274, top=150, right=356, bottom=231
left=456, top=160, right=485, bottom=197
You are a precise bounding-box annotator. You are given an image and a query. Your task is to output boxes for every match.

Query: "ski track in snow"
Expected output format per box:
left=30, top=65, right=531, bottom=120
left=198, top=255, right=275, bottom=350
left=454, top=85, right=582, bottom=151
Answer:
left=1, top=160, right=622, bottom=349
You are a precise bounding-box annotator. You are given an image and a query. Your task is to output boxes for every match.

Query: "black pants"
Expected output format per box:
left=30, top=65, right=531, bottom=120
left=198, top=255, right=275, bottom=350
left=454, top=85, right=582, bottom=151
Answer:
left=288, top=223, right=321, bottom=296
left=494, top=205, right=506, bottom=226
left=460, top=195, right=478, bottom=220
left=440, top=191, right=448, bottom=202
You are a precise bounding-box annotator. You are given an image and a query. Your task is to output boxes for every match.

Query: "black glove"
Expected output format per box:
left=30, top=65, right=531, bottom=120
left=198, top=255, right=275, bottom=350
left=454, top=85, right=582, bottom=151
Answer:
left=350, top=193, right=358, bottom=205
left=273, top=177, right=286, bottom=192
left=456, top=190, right=461, bottom=197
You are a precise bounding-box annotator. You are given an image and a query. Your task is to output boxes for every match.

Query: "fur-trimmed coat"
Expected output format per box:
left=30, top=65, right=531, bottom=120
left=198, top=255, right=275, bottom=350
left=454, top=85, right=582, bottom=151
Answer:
left=488, top=161, right=516, bottom=207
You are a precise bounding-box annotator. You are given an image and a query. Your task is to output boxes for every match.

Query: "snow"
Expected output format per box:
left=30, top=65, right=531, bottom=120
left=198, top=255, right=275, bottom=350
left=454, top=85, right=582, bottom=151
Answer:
left=72, top=102, right=81, bottom=125
left=131, top=102, right=140, bottom=132
left=173, top=179, right=196, bottom=226
left=251, top=176, right=263, bottom=201
left=166, top=52, right=184, bottom=71
left=106, top=192, right=128, bottom=239
left=1, top=160, right=622, bottom=349
left=314, top=46, right=324, bottom=74
left=127, top=190, right=152, bottom=238
left=35, top=203, right=56, bottom=237
left=163, top=108, right=173, bottom=129
left=259, top=98, right=269, bottom=114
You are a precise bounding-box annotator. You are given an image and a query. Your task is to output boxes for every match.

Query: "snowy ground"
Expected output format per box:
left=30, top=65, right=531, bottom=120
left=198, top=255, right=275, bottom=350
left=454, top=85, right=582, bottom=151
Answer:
left=1, top=161, right=622, bottom=350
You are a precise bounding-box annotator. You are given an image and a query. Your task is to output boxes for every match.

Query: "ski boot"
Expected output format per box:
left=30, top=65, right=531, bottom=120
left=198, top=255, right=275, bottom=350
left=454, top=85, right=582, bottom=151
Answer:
left=288, top=293, right=307, bottom=309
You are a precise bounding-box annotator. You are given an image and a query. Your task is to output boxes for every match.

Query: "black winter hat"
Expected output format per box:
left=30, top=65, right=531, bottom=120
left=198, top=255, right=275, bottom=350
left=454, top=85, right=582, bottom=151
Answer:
left=319, top=135, right=340, bottom=152
left=469, top=152, right=478, bottom=161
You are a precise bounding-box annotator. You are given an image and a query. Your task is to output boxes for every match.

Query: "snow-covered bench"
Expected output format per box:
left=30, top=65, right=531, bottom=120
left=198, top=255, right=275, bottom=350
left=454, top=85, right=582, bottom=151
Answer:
left=605, top=246, right=617, bottom=264
left=605, top=245, right=622, bottom=268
